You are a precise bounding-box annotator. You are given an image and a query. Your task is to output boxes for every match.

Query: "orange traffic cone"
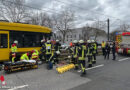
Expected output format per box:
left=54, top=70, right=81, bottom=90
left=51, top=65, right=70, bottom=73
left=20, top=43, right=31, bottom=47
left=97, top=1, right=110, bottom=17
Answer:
left=0, top=75, right=6, bottom=86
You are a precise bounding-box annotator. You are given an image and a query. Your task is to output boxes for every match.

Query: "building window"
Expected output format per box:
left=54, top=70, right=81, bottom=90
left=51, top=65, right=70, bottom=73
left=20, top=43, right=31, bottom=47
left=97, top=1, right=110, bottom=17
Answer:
left=79, top=34, right=81, bottom=39
left=75, top=34, right=76, bottom=38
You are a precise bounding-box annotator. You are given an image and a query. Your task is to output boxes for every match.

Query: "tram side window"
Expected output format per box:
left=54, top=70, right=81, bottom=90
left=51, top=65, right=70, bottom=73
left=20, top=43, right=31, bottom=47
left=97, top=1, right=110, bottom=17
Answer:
left=24, top=32, right=43, bottom=47
left=10, top=31, right=23, bottom=48
left=10, top=31, right=47, bottom=48
left=0, top=34, right=8, bottom=48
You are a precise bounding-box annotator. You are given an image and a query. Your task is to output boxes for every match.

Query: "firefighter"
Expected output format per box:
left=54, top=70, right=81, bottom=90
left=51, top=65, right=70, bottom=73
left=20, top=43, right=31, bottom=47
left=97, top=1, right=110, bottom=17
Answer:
left=11, top=40, right=18, bottom=63
left=45, top=40, right=52, bottom=62
left=40, top=39, right=46, bottom=62
left=101, top=41, right=106, bottom=56
left=53, top=40, right=61, bottom=64
left=20, top=52, right=29, bottom=61
left=49, top=51, right=60, bottom=67
left=45, top=40, right=53, bottom=69
left=78, top=40, right=86, bottom=77
left=87, top=40, right=93, bottom=68
left=67, top=42, right=74, bottom=63
left=73, top=40, right=79, bottom=70
left=91, top=40, right=97, bottom=64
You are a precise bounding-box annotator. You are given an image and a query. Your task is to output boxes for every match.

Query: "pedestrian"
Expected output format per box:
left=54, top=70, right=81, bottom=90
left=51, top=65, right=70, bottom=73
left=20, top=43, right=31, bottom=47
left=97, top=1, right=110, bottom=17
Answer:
left=78, top=40, right=86, bottom=77
left=104, top=42, right=111, bottom=59
left=101, top=41, right=106, bottom=56
left=112, top=41, right=116, bottom=60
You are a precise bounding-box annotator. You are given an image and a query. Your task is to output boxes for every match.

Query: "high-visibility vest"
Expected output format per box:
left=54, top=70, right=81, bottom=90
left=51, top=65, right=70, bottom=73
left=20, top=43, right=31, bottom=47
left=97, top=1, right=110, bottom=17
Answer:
left=45, top=43, right=52, bottom=54
left=20, top=53, right=29, bottom=60
left=35, top=49, right=39, bottom=55
left=31, top=52, right=38, bottom=59
left=11, top=44, right=17, bottom=52
left=101, top=42, right=106, bottom=48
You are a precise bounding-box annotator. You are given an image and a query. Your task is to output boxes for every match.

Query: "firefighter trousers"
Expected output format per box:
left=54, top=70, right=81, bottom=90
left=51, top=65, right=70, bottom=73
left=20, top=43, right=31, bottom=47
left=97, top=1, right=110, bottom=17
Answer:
left=78, top=60, right=86, bottom=73
left=88, top=55, right=92, bottom=67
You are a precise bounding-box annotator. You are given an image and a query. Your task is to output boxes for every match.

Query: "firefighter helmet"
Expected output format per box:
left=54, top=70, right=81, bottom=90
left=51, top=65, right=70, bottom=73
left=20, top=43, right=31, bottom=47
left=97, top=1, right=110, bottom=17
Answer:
left=79, top=40, right=84, bottom=43
left=87, top=40, right=91, bottom=43
left=14, top=40, right=18, bottom=44
left=73, top=40, right=78, bottom=43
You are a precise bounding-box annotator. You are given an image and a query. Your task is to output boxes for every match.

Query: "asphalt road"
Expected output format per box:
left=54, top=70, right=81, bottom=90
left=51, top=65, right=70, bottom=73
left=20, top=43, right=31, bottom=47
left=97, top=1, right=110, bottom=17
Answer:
left=0, top=54, right=130, bottom=90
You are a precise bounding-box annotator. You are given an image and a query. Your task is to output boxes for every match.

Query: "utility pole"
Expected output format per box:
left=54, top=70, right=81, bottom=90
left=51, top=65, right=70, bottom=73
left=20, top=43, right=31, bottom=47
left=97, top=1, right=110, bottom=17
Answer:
left=107, top=18, right=110, bottom=41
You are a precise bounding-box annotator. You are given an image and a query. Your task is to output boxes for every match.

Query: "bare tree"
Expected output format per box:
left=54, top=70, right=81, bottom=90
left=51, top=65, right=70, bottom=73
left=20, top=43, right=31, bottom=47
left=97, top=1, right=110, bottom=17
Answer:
left=82, top=24, right=92, bottom=40
left=119, top=23, right=130, bottom=32
left=53, top=9, right=75, bottom=43
left=0, top=0, right=29, bottom=22
left=91, top=20, right=106, bottom=40
left=27, top=12, right=54, bottom=29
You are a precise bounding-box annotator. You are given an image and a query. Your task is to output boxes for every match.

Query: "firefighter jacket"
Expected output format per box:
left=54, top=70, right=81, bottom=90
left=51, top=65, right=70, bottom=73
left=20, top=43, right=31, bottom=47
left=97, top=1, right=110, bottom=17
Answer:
left=20, top=53, right=29, bottom=60
left=78, top=44, right=86, bottom=60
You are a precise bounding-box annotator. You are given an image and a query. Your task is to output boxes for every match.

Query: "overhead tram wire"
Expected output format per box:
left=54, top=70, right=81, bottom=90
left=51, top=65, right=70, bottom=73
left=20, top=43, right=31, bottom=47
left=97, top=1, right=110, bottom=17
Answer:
left=3, top=0, right=123, bottom=29
left=3, top=0, right=62, bottom=15
left=54, top=0, right=123, bottom=21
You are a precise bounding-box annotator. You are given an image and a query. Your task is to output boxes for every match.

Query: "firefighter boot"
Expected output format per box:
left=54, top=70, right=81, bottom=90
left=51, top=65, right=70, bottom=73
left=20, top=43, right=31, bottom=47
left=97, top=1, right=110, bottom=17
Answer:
left=93, top=60, right=96, bottom=64
left=80, top=71, right=86, bottom=77
left=74, top=66, right=79, bottom=70
left=88, top=64, right=92, bottom=68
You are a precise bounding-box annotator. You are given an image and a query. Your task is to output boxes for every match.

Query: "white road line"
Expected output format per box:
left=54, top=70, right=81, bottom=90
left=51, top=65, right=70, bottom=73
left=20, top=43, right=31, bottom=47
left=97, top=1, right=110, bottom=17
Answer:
left=85, top=64, right=104, bottom=70
left=78, top=64, right=104, bottom=72
left=8, top=85, right=28, bottom=90
left=118, top=58, right=129, bottom=62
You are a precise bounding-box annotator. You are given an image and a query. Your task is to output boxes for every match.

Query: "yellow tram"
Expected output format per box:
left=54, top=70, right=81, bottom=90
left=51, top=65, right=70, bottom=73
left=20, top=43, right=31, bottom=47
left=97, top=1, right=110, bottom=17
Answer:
left=0, top=22, right=51, bottom=62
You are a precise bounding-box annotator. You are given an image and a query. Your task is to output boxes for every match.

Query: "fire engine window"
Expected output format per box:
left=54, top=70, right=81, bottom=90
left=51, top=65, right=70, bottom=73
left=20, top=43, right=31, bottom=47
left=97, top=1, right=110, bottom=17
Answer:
left=0, top=34, right=8, bottom=48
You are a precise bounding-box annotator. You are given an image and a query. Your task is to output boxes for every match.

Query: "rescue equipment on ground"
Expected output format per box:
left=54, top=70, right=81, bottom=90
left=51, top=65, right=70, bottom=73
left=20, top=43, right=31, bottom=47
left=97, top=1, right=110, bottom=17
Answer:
left=56, top=64, right=75, bottom=74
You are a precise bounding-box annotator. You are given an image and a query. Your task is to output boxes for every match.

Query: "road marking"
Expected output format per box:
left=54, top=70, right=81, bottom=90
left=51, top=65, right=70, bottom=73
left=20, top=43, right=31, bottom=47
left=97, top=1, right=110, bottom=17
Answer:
left=8, top=85, right=28, bottom=90
left=78, top=64, right=104, bottom=72
left=118, top=58, right=129, bottom=62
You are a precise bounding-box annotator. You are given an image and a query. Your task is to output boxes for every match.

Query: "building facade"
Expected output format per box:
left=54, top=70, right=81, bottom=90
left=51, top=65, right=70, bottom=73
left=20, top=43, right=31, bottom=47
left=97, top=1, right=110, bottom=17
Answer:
left=55, top=27, right=107, bottom=44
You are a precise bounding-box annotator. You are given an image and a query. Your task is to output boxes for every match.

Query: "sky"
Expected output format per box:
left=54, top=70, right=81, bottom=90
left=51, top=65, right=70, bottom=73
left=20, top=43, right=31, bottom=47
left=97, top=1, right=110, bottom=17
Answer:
left=26, top=0, right=130, bottom=31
